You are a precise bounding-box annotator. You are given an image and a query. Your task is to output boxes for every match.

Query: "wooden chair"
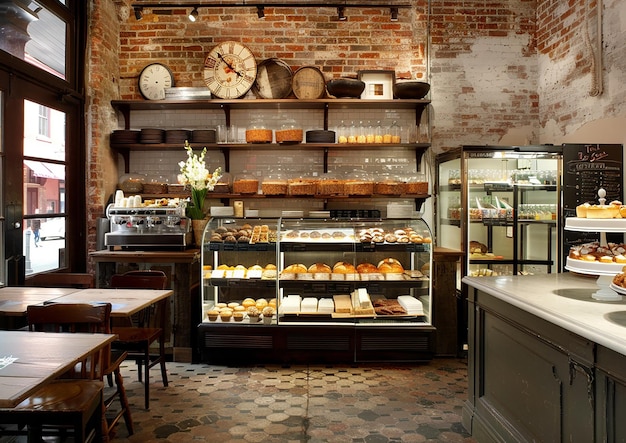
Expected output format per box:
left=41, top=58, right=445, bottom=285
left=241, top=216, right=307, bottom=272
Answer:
left=0, top=379, right=104, bottom=443
left=25, top=302, right=134, bottom=441
left=110, top=270, right=169, bottom=409
left=27, top=272, right=95, bottom=288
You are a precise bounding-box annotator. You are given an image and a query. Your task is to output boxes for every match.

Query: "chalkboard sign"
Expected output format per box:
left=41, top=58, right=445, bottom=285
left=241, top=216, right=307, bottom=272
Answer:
left=562, top=143, right=623, bottom=271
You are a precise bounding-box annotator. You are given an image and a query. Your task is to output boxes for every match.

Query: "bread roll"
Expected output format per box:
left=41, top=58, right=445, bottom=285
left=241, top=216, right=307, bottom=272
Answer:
left=377, top=258, right=404, bottom=273
left=283, top=263, right=308, bottom=273
left=308, top=263, right=332, bottom=273
left=332, top=261, right=357, bottom=273
left=242, top=298, right=256, bottom=308
left=356, top=263, right=378, bottom=273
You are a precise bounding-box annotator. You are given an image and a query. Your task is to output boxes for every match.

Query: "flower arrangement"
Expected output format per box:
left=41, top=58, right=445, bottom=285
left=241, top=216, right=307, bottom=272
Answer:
left=178, top=141, right=222, bottom=220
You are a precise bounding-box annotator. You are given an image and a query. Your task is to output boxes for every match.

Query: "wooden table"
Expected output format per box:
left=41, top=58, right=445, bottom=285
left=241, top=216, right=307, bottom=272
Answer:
left=90, top=250, right=201, bottom=362
left=0, top=287, right=81, bottom=317
left=50, top=288, right=173, bottom=318
left=0, top=330, right=115, bottom=407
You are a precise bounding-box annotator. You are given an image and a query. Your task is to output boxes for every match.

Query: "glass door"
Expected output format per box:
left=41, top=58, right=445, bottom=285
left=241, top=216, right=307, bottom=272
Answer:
left=23, top=100, right=67, bottom=274
left=0, top=90, right=4, bottom=286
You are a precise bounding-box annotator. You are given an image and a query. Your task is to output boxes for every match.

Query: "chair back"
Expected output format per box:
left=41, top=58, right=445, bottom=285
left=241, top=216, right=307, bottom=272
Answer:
left=27, top=302, right=112, bottom=380
left=110, top=270, right=168, bottom=329
left=110, top=270, right=167, bottom=290
left=27, top=272, right=95, bottom=288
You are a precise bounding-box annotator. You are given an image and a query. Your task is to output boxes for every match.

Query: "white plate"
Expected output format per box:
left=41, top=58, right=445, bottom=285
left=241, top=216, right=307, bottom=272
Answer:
left=565, top=257, right=626, bottom=276
left=609, top=283, right=626, bottom=296
left=565, top=217, right=626, bottom=232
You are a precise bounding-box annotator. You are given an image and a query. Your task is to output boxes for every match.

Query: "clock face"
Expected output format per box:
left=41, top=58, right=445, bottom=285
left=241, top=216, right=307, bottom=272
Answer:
left=138, top=63, right=174, bottom=100
left=203, top=41, right=257, bottom=99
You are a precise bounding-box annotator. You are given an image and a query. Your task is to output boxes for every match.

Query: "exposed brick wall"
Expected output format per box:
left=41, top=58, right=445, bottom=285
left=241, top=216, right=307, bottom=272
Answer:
left=117, top=3, right=428, bottom=99
left=537, top=0, right=626, bottom=141
left=429, top=0, right=539, bottom=152
left=85, top=0, right=125, bottom=263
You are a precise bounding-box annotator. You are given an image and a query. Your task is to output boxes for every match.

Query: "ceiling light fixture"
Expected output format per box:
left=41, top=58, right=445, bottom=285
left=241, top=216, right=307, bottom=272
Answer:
left=337, top=6, right=346, bottom=21
left=257, top=6, right=265, bottom=19
left=134, top=6, right=143, bottom=20
left=390, top=7, right=398, bottom=21
left=188, top=6, right=198, bottom=21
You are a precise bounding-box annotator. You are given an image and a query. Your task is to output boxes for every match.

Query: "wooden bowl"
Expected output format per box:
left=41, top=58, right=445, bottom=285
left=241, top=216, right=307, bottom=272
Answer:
left=393, top=81, right=430, bottom=99
left=326, top=79, right=365, bottom=98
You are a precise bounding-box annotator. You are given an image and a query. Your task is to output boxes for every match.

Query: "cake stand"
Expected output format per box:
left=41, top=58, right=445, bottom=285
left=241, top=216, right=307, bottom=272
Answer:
left=565, top=217, right=625, bottom=301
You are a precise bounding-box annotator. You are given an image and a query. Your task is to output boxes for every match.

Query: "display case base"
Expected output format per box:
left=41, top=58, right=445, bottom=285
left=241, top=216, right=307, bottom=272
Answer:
left=198, top=324, right=435, bottom=364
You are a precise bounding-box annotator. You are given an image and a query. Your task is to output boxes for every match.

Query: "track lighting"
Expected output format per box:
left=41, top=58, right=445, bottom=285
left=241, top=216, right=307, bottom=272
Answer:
left=390, top=7, right=398, bottom=21
left=337, top=7, right=346, bottom=21
left=134, top=6, right=143, bottom=20
left=256, top=6, right=265, bottom=19
left=188, top=6, right=198, bottom=22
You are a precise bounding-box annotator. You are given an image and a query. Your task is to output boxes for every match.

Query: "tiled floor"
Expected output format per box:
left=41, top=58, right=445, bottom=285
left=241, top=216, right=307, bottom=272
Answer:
left=109, top=358, right=477, bottom=443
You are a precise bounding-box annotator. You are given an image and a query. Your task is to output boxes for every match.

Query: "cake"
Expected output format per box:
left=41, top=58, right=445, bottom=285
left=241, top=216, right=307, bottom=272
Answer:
left=585, top=204, right=621, bottom=219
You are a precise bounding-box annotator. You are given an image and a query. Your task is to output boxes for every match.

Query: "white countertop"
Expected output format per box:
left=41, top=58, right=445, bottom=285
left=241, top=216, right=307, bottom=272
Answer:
left=463, top=273, right=626, bottom=356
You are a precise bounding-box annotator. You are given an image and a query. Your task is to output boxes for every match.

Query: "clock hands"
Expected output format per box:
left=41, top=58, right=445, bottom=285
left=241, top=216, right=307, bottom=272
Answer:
left=216, top=52, right=243, bottom=78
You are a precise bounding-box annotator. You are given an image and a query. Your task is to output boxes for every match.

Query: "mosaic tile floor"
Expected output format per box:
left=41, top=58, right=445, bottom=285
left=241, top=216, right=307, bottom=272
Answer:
left=109, top=358, right=477, bottom=443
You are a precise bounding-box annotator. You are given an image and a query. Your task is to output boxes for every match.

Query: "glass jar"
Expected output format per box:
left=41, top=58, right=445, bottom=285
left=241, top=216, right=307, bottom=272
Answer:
left=118, top=173, right=146, bottom=194
left=232, top=172, right=259, bottom=194
left=345, top=170, right=374, bottom=196
left=317, top=172, right=345, bottom=196
left=261, top=170, right=289, bottom=195
left=275, top=119, right=303, bottom=144
left=212, top=172, right=232, bottom=193
left=245, top=119, right=273, bottom=143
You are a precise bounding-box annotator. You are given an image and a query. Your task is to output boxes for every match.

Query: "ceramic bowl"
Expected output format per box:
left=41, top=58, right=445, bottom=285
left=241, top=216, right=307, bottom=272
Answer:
left=393, top=81, right=430, bottom=99
left=326, top=79, right=366, bottom=98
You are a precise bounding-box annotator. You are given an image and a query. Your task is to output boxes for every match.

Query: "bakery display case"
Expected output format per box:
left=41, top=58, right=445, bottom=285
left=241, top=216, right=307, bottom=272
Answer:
left=198, top=216, right=435, bottom=363
left=435, top=145, right=563, bottom=277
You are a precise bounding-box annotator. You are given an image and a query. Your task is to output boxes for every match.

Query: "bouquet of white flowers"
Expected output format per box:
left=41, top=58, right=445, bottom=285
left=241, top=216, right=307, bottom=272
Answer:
left=178, top=141, right=222, bottom=220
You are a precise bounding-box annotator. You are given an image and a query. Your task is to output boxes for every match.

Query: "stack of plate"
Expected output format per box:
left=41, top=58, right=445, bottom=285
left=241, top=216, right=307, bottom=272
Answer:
left=110, top=130, right=140, bottom=144
left=191, top=129, right=216, bottom=143
left=165, top=129, right=191, bottom=144
left=165, top=87, right=212, bottom=100
left=306, top=130, right=335, bottom=143
left=140, top=128, right=165, bottom=144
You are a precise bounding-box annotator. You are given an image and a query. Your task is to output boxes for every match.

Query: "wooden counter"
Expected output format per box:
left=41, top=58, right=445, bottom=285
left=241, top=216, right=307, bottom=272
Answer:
left=462, top=273, right=626, bottom=443
left=89, top=249, right=200, bottom=362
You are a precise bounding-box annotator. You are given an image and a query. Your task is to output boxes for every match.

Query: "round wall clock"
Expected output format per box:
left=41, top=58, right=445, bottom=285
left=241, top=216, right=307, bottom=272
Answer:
left=203, top=41, right=257, bottom=99
left=138, top=63, right=174, bottom=100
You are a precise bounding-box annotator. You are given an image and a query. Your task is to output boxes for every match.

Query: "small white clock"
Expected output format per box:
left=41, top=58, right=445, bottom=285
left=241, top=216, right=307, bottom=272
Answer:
left=138, top=63, right=174, bottom=100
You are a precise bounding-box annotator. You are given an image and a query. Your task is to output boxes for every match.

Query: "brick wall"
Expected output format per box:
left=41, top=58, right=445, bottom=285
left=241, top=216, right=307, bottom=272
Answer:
left=537, top=0, right=626, bottom=141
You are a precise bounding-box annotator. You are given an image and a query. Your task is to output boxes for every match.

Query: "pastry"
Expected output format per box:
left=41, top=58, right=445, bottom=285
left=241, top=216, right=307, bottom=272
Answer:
left=308, top=263, right=332, bottom=273
left=242, top=298, right=256, bottom=308
left=219, top=310, right=233, bottom=321
left=333, top=261, right=357, bottom=273
left=283, top=263, right=308, bottom=273
left=356, top=263, right=378, bottom=273
left=206, top=310, right=219, bottom=321
left=377, top=258, right=404, bottom=273
left=600, top=255, right=614, bottom=263
left=233, top=311, right=244, bottom=321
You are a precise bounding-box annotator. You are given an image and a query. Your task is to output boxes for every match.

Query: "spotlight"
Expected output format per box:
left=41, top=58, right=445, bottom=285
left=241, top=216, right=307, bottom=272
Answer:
left=257, top=6, right=265, bottom=19
left=390, top=7, right=398, bottom=22
left=134, top=6, right=143, bottom=20
left=337, top=7, right=346, bottom=21
left=189, top=6, right=198, bottom=22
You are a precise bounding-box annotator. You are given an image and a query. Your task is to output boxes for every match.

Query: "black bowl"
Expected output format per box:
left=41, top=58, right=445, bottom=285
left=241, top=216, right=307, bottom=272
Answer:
left=393, top=81, right=430, bottom=99
left=326, top=79, right=366, bottom=98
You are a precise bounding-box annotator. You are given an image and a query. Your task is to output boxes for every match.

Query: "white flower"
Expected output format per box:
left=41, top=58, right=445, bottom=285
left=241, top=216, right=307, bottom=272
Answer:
left=178, top=141, right=221, bottom=191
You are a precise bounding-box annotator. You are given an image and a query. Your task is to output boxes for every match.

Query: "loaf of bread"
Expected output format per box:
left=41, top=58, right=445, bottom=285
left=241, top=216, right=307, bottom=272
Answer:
left=333, top=261, right=357, bottom=273
left=308, top=263, right=332, bottom=273
left=356, top=263, right=378, bottom=273
left=377, top=258, right=404, bottom=273
left=283, top=263, right=308, bottom=273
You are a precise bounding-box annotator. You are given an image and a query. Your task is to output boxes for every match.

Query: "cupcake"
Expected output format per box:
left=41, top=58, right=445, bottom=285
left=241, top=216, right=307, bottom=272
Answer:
left=233, top=311, right=245, bottom=322
left=247, top=306, right=261, bottom=322
left=262, top=306, right=275, bottom=324
left=206, top=310, right=219, bottom=321
left=220, top=309, right=233, bottom=321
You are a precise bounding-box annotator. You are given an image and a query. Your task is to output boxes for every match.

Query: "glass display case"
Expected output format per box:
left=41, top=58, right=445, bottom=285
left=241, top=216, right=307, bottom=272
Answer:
left=198, top=216, right=435, bottom=363
left=435, top=145, right=563, bottom=277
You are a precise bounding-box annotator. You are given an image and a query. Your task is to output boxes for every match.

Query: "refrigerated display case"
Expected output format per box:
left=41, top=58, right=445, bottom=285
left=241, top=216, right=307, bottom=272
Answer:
left=435, top=145, right=563, bottom=277
left=198, top=216, right=435, bottom=363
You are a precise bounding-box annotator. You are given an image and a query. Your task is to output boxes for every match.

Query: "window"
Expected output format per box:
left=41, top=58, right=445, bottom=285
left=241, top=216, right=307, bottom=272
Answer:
left=38, top=105, right=50, bottom=138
